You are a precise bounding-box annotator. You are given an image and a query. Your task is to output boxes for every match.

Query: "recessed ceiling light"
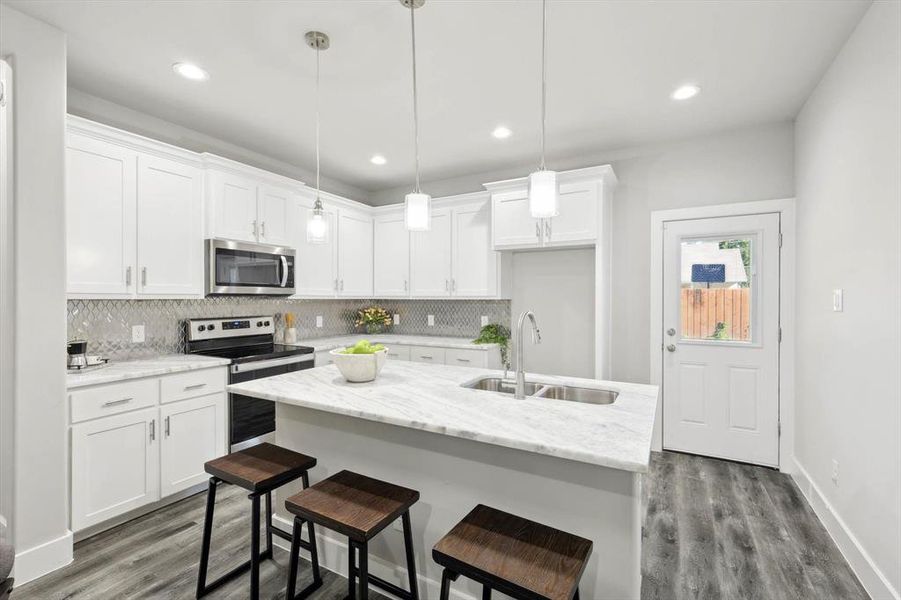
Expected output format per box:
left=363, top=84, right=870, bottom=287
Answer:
left=172, top=62, right=209, bottom=81
left=671, top=84, right=700, bottom=101
left=492, top=126, right=513, bottom=139
left=370, top=154, right=387, bottom=165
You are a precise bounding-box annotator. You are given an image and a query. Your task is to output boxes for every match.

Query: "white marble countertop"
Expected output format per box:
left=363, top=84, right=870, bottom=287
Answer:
left=289, top=334, right=498, bottom=353
left=67, top=354, right=231, bottom=389
left=228, top=361, right=658, bottom=473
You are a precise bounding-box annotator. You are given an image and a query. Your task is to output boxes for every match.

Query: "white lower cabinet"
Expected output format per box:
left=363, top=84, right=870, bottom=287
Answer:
left=409, top=346, right=447, bottom=364
left=384, top=345, right=411, bottom=361
left=160, top=393, right=226, bottom=497
left=71, top=407, right=160, bottom=531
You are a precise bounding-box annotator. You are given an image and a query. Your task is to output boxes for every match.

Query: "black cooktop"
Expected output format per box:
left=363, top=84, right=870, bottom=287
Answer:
left=190, top=342, right=314, bottom=364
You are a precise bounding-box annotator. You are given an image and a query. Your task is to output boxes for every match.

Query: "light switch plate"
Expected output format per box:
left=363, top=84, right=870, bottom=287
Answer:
left=427, top=315, right=435, bottom=327
left=316, top=316, right=323, bottom=328
left=480, top=316, right=489, bottom=327
left=833, top=289, right=843, bottom=312
left=393, top=314, right=400, bottom=325
left=131, top=325, right=145, bottom=343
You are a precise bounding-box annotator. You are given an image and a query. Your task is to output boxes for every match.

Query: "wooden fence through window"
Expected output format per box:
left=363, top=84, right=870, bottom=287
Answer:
left=680, top=287, right=751, bottom=340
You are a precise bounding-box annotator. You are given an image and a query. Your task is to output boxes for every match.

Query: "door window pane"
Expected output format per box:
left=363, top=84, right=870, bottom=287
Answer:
left=680, top=238, right=752, bottom=341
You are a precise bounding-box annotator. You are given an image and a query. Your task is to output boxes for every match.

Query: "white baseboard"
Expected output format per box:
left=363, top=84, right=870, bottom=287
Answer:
left=12, top=530, right=73, bottom=586
left=272, top=514, right=477, bottom=600
left=792, top=460, right=899, bottom=600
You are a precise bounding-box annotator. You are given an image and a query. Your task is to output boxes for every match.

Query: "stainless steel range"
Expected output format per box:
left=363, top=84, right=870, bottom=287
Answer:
left=184, top=316, right=314, bottom=449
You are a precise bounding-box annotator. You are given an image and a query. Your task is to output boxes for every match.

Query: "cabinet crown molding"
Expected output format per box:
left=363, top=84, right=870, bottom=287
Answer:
left=483, top=164, right=617, bottom=193
left=201, top=152, right=306, bottom=190
left=67, top=114, right=203, bottom=167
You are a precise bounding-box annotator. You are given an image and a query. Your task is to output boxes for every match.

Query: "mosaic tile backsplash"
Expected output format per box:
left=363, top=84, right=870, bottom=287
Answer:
left=68, top=298, right=511, bottom=360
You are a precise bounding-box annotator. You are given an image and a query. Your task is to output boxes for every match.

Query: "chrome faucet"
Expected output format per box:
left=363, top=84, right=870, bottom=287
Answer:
left=514, top=310, right=541, bottom=399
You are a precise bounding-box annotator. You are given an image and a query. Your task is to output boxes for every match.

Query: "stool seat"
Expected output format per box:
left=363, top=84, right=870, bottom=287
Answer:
left=204, top=442, right=317, bottom=492
left=433, top=505, right=593, bottom=600
left=285, top=470, right=419, bottom=542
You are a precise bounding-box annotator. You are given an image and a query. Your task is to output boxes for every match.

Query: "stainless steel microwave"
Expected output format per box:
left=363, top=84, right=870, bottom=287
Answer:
left=205, top=239, right=296, bottom=296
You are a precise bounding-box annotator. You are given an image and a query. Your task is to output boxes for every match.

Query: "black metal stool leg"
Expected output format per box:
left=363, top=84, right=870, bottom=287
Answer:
left=347, top=541, right=357, bottom=600
left=195, top=477, right=218, bottom=598
left=357, top=541, right=369, bottom=600
left=264, top=491, right=273, bottom=558
left=401, top=511, right=420, bottom=600
left=286, top=516, right=302, bottom=600
left=439, top=569, right=459, bottom=600
left=482, top=585, right=492, bottom=600
left=250, top=493, right=261, bottom=600
left=308, top=520, right=322, bottom=586
left=574, top=589, right=580, bottom=600
left=284, top=515, right=323, bottom=600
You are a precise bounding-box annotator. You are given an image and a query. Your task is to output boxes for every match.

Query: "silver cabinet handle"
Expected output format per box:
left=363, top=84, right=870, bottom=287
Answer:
left=536, top=221, right=541, bottom=239
left=184, top=383, right=207, bottom=391
left=261, top=221, right=266, bottom=237
left=149, top=419, right=155, bottom=442
left=545, top=219, right=552, bottom=239
left=456, top=358, right=471, bottom=363
left=420, top=355, right=433, bottom=359
left=666, top=344, right=676, bottom=352
left=340, top=279, right=344, bottom=291
left=452, top=279, right=456, bottom=292
left=404, top=280, right=408, bottom=292
left=126, top=266, right=132, bottom=286
left=445, top=280, right=449, bottom=291
left=252, top=220, right=258, bottom=238
left=103, top=397, right=133, bottom=407
left=141, top=267, right=147, bottom=286
left=164, top=416, right=170, bottom=437
left=334, top=279, right=339, bottom=291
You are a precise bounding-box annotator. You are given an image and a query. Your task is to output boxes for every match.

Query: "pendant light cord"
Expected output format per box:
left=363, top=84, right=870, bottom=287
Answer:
left=540, top=0, right=547, bottom=171
left=315, top=43, right=321, bottom=202
left=410, top=2, right=422, bottom=193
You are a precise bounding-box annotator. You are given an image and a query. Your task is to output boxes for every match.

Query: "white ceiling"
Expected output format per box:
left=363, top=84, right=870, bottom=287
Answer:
left=5, top=0, right=869, bottom=194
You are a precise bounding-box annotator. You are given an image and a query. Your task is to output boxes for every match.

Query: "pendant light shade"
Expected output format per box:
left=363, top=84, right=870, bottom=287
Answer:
left=306, top=30, right=330, bottom=244
left=529, top=0, right=558, bottom=219
left=401, top=0, right=431, bottom=231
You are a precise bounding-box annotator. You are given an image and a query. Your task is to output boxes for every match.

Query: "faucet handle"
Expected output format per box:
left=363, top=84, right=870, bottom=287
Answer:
left=533, top=328, right=542, bottom=344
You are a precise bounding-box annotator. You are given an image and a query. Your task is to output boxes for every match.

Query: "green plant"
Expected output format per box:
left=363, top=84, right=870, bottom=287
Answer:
left=473, top=323, right=511, bottom=367
left=711, top=321, right=730, bottom=340
left=355, top=306, right=392, bottom=334
left=340, top=340, right=386, bottom=355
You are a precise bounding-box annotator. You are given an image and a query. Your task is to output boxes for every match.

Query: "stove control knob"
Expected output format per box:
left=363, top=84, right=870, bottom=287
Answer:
left=198, top=325, right=206, bottom=332
left=257, top=321, right=263, bottom=327
left=207, top=324, right=215, bottom=331
left=264, top=320, right=270, bottom=326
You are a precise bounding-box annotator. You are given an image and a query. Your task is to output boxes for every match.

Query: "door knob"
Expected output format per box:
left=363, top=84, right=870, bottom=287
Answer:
left=666, top=344, right=676, bottom=352
left=667, top=328, right=676, bottom=336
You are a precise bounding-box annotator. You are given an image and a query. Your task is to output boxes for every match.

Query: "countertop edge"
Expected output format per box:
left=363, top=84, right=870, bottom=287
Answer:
left=67, top=357, right=231, bottom=389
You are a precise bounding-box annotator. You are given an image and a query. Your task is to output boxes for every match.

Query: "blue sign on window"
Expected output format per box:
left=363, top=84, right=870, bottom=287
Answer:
left=692, top=264, right=726, bottom=283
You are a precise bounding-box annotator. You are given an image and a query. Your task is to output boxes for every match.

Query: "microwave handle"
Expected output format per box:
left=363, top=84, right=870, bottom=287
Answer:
left=280, top=255, right=289, bottom=287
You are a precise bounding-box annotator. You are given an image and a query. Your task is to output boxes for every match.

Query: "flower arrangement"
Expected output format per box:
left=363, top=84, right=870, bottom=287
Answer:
left=355, top=306, right=392, bottom=334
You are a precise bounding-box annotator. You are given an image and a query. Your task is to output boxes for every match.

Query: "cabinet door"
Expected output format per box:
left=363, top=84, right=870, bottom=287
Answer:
left=71, top=407, right=160, bottom=531
left=545, top=181, right=598, bottom=246
left=337, top=209, right=374, bottom=297
left=374, top=213, right=410, bottom=297
left=452, top=201, right=497, bottom=297
left=66, top=133, right=137, bottom=296
left=411, top=208, right=452, bottom=297
left=491, top=188, right=542, bottom=249
left=294, top=200, right=338, bottom=296
left=258, top=184, right=294, bottom=246
left=136, top=155, right=203, bottom=296
left=208, top=170, right=258, bottom=242
left=160, top=393, right=226, bottom=497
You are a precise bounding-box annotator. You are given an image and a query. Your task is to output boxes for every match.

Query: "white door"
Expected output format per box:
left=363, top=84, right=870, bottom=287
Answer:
left=209, top=170, right=258, bottom=242
left=160, top=394, right=225, bottom=497
left=662, top=213, right=780, bottom=467
left=258, top=185, right=294, bottom=246
left=294, top=201, right=338, bottom=297
left=374, top=212, right=410, bottom=297
left=411, top=208, right=452, bottom=297
left=337, top=210, right=374, bottom=297
left=452, top=201, right=497, bottom=297
left=66, top=134, right=136, bottom=296
left=546, top=181, right=598, bottom=246
left=491, top=189, right=543, bottom=249
left=71, top=407, right=160, bottom=530
left=136, top=155, right=202, bottom=296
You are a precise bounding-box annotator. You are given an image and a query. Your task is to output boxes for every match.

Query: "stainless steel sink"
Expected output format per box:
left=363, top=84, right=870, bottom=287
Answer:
left=462, top=377, right=617, bottom=405
left=536, top=385, right=618, bottom=405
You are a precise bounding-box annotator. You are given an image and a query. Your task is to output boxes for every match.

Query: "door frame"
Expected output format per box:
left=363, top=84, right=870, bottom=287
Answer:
left=649, top=198, right=796, bottom=472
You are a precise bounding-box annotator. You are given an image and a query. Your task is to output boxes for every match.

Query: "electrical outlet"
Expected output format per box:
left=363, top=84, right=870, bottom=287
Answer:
left=131, top=325, right=145, bottom=343
left=480, top=315, right=489, bottom=327
left=393, top=314, right=400, bottom=325
left=427, top=315, right=435, bottom=327
left=831, top=459, right=839, bottom=485
left=833, top=289, right=844, bottom=312
left=316, top=316, right=323, bottom=328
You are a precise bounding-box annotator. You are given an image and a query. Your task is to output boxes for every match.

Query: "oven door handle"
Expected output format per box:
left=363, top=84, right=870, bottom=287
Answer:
left=230, top=354, right=314, bottom=374
left=279, top=255, right=289, bottom=287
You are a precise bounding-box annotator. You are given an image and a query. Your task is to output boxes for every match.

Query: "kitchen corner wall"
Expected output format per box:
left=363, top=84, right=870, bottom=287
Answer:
left=68, top=298, right=510, bottom=360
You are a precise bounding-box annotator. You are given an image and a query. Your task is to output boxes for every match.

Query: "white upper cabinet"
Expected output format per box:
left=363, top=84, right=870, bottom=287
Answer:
left=66, top=133, right=137, bottom=296
left=411, top=208, right=453, bottom=297
left=374, top=211, right=410, bottom=297
left=294, top=196, right=338, bottom=297
left=452, top=200, right=497, bottom=297
left=258, top=184, right=294, bottom=246
left=490, top=188, right=543, bottom=249
left=208, top=170, right=258, bottom=243
left=337, top=209, right=374, bottom=297
left=543, top=180, right=599, bottom=245
left=136, top=155, right=203, bottom=296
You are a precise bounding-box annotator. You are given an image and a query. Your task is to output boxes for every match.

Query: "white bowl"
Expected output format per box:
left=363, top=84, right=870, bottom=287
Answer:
left=329, top=348, right=388, bottom=383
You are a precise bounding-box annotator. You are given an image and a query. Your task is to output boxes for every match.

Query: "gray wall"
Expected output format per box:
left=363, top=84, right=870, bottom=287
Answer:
left=794, top=1, right=900, bottom=595
left=0, top=3, right=71, bottom=575
left=510, top=248, right=596, bottom=378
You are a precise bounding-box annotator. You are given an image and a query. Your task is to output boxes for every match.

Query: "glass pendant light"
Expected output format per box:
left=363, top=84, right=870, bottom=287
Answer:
left=401, top=0, right=431, bottom=231
left=529, top=0, right=559, bottom=219
left=306, top=31, right=330, bottom=244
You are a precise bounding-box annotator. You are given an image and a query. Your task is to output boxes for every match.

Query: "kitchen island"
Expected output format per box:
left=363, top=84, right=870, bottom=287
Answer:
left=228, top=361, right=658, bottom=599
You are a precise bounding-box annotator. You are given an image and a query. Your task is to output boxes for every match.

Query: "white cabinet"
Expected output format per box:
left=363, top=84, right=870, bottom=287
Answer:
left=337, top=209, right=374, bottom=297
left=258, top=184, right=294, bottom=246
left=543, top=180, right=599, bottom=245
left=295, top=200, right=339, bottom=297
left=160, top=393, right=226, bottom=497
left=208, top=169, right=258, bottom=242
left=136, top=155, right=203, bottom=296
left=452, top=201, right=497, bottom=297
left=66, top=133, right=136, bottom=296
left=374, top=212, right=410, bottom=297
left=490, top=188, right=542, bottom=249
left=411, top=208, right=453, bottom=297
left=409, top=346, right=447, bottom=364
left=71, top=407, right=160, bottom=531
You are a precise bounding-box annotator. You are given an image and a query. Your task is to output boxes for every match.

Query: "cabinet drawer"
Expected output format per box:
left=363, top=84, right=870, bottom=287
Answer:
left=445, top=348, right=487, bottom=368
left=315, top=350, right=335, bottom=367
left=70, top=378, right=159, bottom=423
left=384, top=345, right=410, bottom=361
left=409, top=346, right=446, bottom=364
left=161, top=368, right=226, bottom=404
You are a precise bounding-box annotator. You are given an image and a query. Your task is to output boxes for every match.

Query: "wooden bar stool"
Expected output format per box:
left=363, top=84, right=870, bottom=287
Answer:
left=195, top=443, right=321, bottom=600
left=285, top=470, right=421, bottom=600
left=432, top=505, right=593, bottom=600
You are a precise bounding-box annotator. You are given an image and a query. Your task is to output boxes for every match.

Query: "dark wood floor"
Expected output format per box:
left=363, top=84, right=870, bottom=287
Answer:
left=15, top=451, right=868, bottom=600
